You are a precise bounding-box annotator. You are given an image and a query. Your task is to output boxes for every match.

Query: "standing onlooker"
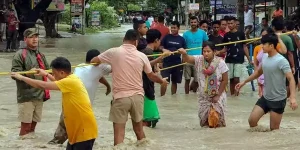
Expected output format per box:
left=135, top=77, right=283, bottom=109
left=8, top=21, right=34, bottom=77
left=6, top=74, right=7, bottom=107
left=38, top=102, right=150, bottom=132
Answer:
left=11, top=28, right=50, bottom=137
left=151, top=16, right=170, bottom=40
left=91, top=29, right=168, bottom=146
left=219, top=17, right=251, bottom=96
left=219, top=19, right=227, bottom=37
left=133, top=20, right=148, bottom=51
left=209, top=20, right=224, bottom=58
left=7, top=9, right=19, bottom=52
left=199, top=20, right=209, bottom=33
left=160, top=21, right=186, bottom=96
left=244, top=5, right=254, bottom=39
left=0, top=5, right=7, bottom=42
left=261, top=18, right=269, bottom=32
left=183, top=16, right=209, bottom=94
left=272, top=4, right=283, bottom=19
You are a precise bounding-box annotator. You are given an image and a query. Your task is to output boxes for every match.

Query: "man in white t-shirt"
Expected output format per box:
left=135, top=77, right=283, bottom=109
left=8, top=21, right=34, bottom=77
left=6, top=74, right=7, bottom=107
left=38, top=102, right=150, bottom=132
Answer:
left=48, top=49, right=111, bottom=145
left=244, top=5, right=254, bottom=39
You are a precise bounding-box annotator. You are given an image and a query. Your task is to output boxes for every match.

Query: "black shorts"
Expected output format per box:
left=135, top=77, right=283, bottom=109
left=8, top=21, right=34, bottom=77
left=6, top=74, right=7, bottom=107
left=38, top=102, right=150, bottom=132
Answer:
left=66, top=139, right=95, bottom=150
left=255, top=96, right=287, bottom=114
left=161, top=64, right=183, bottom=83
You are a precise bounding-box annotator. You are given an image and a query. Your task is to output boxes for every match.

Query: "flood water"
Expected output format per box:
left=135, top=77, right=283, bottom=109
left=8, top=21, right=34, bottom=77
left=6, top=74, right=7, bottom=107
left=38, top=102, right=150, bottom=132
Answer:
left=0, top=25, right=300, bottom=150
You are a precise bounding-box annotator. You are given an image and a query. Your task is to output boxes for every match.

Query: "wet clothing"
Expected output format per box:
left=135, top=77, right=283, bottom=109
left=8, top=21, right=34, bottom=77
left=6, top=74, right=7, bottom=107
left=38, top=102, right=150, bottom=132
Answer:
left=262, top=53, right=291, bottom=101
left=256, top=96, right=286, bottom=114
left=66, top=139, right=95, bottom=150
left=195, top=55, right=228, bottom=127
left=11, top=48, right=50, bottom=103
left=140, top=47, right=160, bottom=122
left=183, top=29, right=208, bottom=55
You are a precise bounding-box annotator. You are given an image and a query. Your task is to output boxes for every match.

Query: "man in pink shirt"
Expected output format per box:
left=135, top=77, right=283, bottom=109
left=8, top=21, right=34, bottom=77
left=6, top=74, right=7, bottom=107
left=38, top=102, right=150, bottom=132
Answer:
left=91, top=29, right=168, bottom=146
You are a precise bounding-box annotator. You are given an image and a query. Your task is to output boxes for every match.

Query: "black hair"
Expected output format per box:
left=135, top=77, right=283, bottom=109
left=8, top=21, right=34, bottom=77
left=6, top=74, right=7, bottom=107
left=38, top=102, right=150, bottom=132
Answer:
left=261, top=33, right=279, bottom=48
left=212, top=20, right=221, bottom=26
left=199, top=20, right=208, bottom=26
left=146, top=29, right=161, bottom=44
left=50, top=57, right=72, bottom=73
left=285, top=20, right=295, bottom=31
left=133, top=20, right=145, bottom=30
left=260, top=27, right=274, bottom=35
left=124, top=29, right=139, bottom=41
left=158, top=16, right=164, bottom=23
left=223, top=16, right=230, bottom=21
left=271, top=17, right=284, bottom=31
left=202, top=41, right=216, bottom=51
left=262, top=17, right=268, bottom=22
left=171, top=21, right=180, bottom=28
left=86, top=49, right=100, bottom=63
left=189, top=16, right=198, bottom=21
left=220, top=19, right=227, bottom=23
left=227, top=16, right=237, bottom=22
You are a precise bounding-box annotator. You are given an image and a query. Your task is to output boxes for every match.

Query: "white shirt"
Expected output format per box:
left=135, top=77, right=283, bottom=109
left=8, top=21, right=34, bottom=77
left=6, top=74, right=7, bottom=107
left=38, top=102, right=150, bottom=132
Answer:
left=74, top=64, right=111, bottom=104
left=244, top=10, right=254, bottom=26
left=148, top=17, right=154, bottom=25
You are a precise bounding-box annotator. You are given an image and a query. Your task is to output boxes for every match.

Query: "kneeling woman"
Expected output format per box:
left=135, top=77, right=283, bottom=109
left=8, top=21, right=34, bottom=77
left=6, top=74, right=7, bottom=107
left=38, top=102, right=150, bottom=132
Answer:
left=179, top=41, right=229, bottom=127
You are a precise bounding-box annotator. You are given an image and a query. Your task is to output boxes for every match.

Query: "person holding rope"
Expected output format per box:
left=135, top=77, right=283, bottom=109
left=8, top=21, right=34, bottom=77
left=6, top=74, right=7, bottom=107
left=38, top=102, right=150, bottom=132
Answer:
left=183, top=16, right=209, bottom=94
left=160, top=21, right=186, bottom=96
left=91, top=29, right=168, bottom=146
left=178, top=41, right=229, bottom=128
left=48, top=49, right=112, bottom=145
left=141, top=29, right=170, bottom=127
left=236, top=33, right=298, bottom=130
left=133, top=20, right=148, bottom=51
left=11, top=57, right=98, bottom=149
left=11, top=28, right=50, bottom=137
left=216, top=17, right=251, bottom=96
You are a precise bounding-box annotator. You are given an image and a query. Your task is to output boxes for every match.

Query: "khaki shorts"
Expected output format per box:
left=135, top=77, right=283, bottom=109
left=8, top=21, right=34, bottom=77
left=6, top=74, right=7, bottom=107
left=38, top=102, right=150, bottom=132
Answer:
left=109, top=94, right=144, bottom=124
left=18, top=101, right=43, bottom=123
left=226, top=63, right=244, bottom=79
left=183, top=64, right=197, bottom=80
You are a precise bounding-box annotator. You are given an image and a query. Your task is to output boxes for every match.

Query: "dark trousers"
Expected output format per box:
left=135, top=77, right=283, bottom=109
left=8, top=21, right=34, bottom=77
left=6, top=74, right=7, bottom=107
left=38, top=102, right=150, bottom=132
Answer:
left=66, top=139, right=95, bottom=150
left=7, top=30, right=17, bottom=49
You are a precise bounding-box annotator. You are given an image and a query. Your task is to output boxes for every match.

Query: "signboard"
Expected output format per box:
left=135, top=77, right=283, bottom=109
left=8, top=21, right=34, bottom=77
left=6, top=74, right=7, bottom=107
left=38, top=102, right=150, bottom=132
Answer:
left=72, top=16, right=82, bottom=29
left=210, top=0, right=222, bottom=5
left=91, top=11, right=100, bottom=26
left=189, top=3, right=199, bottom=10
left=215, top=4, right=236, bottom=14
left=32, top=0, right=65, bottom=11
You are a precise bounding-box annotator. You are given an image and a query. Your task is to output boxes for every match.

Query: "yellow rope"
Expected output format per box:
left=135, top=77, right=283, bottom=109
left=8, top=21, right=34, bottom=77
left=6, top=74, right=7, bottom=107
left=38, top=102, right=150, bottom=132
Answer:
left=0, top=63, right=99, bottom=75
left=159, top=62, right=188, bottom=71
left=147, top=31, right=295, bottom=57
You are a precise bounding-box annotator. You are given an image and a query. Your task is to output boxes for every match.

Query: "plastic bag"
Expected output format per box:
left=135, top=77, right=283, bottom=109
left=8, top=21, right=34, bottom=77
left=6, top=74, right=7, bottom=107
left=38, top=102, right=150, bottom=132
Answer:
left=208, top=106, right=219, bottom=128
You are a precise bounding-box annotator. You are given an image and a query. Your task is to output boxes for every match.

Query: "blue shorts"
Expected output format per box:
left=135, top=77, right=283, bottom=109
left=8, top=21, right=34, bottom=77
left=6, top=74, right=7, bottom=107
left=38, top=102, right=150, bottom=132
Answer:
left=161, top=63, right=183, bottom=83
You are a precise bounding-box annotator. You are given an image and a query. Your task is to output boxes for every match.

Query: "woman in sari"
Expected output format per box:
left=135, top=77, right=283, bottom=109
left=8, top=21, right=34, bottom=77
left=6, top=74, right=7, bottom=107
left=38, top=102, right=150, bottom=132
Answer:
left=253, top=28, right=287, bottom=96
left=179, top=41, right=228, bottom=127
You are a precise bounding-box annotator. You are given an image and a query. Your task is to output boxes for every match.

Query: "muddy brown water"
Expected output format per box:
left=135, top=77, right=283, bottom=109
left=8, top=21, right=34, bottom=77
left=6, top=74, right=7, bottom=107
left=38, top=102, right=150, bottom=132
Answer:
left=0, top=25, right=300, bottom=150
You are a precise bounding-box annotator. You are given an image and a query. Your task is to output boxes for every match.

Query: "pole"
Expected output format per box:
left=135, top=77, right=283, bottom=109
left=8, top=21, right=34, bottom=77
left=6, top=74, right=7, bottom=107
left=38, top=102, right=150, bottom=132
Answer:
left=264, top=0, right=266, bottom=18
left=82, top=0, right=85, bottom=35
left=253, top=0, right=256, bottom=37
left=178, top=0, right=180, bottom=21
left=185, top=0, right=189, bottom=28
left=214, top=0, right=217, bottom=21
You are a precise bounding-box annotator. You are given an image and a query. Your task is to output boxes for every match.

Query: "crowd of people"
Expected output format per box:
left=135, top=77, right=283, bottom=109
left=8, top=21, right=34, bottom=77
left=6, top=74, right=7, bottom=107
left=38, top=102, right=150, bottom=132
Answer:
left=7, top=6, right=300, bottom=150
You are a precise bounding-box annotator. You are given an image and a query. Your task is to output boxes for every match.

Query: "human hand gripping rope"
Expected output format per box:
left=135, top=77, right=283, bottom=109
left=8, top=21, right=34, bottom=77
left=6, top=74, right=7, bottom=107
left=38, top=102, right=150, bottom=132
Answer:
left=3, top=31, right=299, bottom=76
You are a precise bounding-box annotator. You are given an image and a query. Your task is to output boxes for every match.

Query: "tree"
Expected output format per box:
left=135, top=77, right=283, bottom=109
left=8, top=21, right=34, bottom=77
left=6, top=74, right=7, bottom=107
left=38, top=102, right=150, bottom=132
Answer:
left=14, top=0, right=52, bottom=39
left=237, top=0, right=244, bottom=30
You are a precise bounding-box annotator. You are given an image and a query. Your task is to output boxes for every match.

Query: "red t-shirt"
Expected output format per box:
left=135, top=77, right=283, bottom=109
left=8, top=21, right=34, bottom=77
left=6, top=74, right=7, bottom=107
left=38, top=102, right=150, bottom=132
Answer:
left=151, top=24, right=170, bottom=39
left=8, top=16, right=17, bottom=31
left=218, top=30, right=226, bottom=37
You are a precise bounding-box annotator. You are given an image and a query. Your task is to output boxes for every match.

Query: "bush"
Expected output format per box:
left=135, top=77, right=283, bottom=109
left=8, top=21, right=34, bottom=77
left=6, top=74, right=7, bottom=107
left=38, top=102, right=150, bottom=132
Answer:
left=87, top=1, right=118, bottom=28
left=60, top=2, right=118, bottom=29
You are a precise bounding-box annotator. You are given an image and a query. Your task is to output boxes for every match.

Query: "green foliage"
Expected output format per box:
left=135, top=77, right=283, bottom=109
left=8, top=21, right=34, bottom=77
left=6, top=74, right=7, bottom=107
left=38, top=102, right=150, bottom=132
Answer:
left=61, top=4, right=71, bottom=24
left=86, top=1, right=118, bottom=28
left=127, top=3, right=141, bottom=11
left=60, top=1, right=118, bottom=29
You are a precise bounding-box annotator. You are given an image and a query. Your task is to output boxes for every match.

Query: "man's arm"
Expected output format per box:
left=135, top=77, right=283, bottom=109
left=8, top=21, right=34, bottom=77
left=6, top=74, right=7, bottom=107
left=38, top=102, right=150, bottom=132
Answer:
left=244, top=65, right=263, bottom=83
left=286, top=72, right=296, bottom=99
left=18, top=75, right=60, bottom=90
left=243, top=44, right=251, bottom=63
left=99, top=77, right=111, bottom=95
left=91, top=56, right=102, bottom=65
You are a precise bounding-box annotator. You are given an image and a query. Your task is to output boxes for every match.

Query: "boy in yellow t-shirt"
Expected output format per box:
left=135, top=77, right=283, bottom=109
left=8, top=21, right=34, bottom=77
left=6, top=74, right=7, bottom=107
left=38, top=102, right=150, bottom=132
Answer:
left=11, top=57, right=98, bottom=150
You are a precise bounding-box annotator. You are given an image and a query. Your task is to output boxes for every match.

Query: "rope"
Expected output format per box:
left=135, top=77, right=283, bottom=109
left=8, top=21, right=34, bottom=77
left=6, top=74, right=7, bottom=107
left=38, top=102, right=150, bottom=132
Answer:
left=0, top=63, right=99, bottom=75
left=159, top=62, right=188, bottom=71
left=147, top=31, right=295, bottom=57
